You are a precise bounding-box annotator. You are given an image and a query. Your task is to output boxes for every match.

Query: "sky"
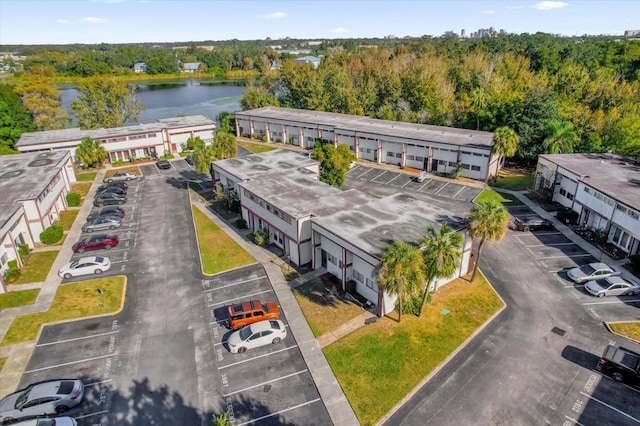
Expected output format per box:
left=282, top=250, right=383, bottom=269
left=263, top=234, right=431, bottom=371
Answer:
left=1, top=0, right=639, bottom=45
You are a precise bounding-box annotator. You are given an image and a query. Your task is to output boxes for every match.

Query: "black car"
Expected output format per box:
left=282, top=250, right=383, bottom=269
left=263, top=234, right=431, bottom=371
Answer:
left=96, top=185, right=127, bottom=196
left=94, top=193, right=127, bottom=207
left=513, top=216, right=554, bottom=232
left=87, top=206, right=125, bottom=222
left=98, top=181, right=128, bottom=190
left=156, top=159, right=171, bottom=170
left=185, top=155, right=194, bottom=166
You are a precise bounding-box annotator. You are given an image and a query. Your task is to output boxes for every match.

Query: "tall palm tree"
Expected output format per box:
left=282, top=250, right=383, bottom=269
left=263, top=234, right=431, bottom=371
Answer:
left=470, top=87, right=487, bottom=131
left=468, top=200, right=508, bottom=282
left=418, top=223, right=463, bottom=317
left=376, top=241, right=425, bottom=322
left=492, top=126, right=519, bottom=167
left=75, top=137, right=107, bottom=168
left=543, top=120, right=579, bottom=154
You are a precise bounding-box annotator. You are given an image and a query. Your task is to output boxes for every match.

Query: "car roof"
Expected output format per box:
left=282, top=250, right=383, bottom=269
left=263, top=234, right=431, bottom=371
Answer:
left=248, top=319, right=282, bottom=332
left=589, top=262, right=611, bottom=270
left=76, top=256, right=102, bottom=263
left=28, top=380, right=77, bottom=399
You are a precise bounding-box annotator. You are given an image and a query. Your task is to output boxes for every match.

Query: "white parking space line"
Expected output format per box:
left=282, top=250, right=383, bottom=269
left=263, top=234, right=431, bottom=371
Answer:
left=74, top=410, right=109, bottom=420
left=523, top=243, right=577, bottom=248
left=512, top=231, right=562, bottom=237
left=207, top=289, right=274, bottom=308
left=401, top=179, right=413, bottom=188
left=217, top=345, right=297, bottom=369
left=385, top=174, right=401, bottom=185
left=36, top=330, right=119, bottom=347
left=564, top=283, right=584, bottom=289
left=236, top=398, right=322, bottom=426
left=85, top=378, right=113, bottom=387
left=433, top=182, right=449, bottom=195
left=204, top=276, right=268, bottom=292
left=371, top=171, right=387, bottom=182
left=536, top=254, right=592, bottom=259
left=579, top=391, right=640, bottom=423
left=354, top=169, right=373, bottom=179
left=418, top=180, right=431, bottom=190
left=452, top=186, right=465, bottom=199
left=222, top=369, right=309, bottom=397
left=564, top=415, right=586, bottom=426
left=24, top=353, right=117, bottom=373
left=583, top=298, right=640, bottom=306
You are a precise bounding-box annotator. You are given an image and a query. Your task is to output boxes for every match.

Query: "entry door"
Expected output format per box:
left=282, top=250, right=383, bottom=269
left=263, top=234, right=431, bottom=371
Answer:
left=321, top=250, right=327, bottom=268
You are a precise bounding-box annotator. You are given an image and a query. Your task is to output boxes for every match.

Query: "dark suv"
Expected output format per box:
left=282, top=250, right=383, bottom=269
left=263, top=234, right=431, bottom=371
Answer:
left=513, top=216, right=554, bottom=232
left=94, top=193, right=127, bottom=207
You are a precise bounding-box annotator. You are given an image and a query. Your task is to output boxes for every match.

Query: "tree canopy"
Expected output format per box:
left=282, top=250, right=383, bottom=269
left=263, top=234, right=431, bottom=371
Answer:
left=310, top=143, right=356, bottom=187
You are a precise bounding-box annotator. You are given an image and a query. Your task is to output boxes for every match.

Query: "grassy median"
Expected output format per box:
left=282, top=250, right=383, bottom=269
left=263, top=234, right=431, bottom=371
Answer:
left=608, top=322, right=640, bottom=342
left=0, top=289, right=40, bottom=312
left=13, top=251, right=59, bottom=285
left=322, top=273, right=503, bottom=425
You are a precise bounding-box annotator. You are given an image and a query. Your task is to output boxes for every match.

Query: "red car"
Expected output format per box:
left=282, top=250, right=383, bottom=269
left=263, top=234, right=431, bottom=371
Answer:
left=72, top=234, right=119, bottom=253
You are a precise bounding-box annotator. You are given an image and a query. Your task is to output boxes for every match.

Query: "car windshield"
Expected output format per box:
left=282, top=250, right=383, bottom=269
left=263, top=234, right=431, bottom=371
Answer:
left=594, top=279, right=609, bottom=289
left=239, top=326, right=253, bottom=340
left=95, top=257, right=104, bottom=263
left=14, top=386, right=32, bottom=408
left=69, top=260, right=79, bottom=268
left=579, top=264, right=596, bottom=275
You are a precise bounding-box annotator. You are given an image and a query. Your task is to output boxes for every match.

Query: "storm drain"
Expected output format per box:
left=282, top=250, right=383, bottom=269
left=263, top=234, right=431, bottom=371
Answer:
left=263, top=384, right=272, bottom=393
left=551, top=327, right=566, bottom=337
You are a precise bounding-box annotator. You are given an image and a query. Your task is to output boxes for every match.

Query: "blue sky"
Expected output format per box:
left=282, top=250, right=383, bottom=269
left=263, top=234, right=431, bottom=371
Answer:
left=1, top=0, right=639, bottom=45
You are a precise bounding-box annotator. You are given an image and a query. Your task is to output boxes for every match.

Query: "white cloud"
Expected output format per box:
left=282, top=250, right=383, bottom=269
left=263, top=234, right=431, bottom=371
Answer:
left=330, top=27, right=349, bottom=34
left=261, top=12, right=287, bottom=20
left=56, top=19, right=70, bottom=25
left=482, top=10, right=495, bottom=15
left=530, top=1, right=568, bottom=10
left=81, top=17, right=107, bottom=23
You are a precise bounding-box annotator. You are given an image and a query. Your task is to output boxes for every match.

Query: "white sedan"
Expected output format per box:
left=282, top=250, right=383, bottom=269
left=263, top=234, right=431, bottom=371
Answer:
left=226, top=319, right=287, bottom=353
left=584, top=276, right=640, bottom=297
left=567, top=262, right=620, bottom=283
left=58, top=256, right=111, bottom=279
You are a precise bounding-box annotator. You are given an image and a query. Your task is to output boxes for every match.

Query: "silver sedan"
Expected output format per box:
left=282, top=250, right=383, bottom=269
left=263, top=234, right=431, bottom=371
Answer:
left=82, top=215, right=122, bottom=233
left=566, top=262, right=620, bottom=283
left=584, top=276, right=640, bottom=297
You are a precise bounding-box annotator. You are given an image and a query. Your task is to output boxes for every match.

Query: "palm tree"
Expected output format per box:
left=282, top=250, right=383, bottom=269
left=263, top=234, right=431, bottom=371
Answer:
left=543, top=120, right=579, bottom=154
left=376, top=241, right=425, bottom=322
left=75, top=137, right=107, bottom=168
left=418, top=223, right=463, bottom=316
left=470, top=87, right=487, bottom=131
left=492, top=126, right=519, bottom=167
left=468, top=200, right=508, bottom=282
left=193, top=143, right=216, bottom=175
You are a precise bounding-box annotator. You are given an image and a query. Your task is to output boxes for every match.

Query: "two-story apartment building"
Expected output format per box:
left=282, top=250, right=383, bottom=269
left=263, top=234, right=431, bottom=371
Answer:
left=0, top=151, right=76, bottom=291
left=235, top=107, right=499, bottom=181
left=535, top=153, right=640, bottom=257
left=15, top=116, right=216, bottom=164
left=211, top=149, right=471, bottom=316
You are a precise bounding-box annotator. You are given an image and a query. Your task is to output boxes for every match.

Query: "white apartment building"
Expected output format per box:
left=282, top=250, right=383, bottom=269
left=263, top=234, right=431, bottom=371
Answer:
left=15, top=116, right=216, bottom=164
left=535, top=153, right=640, bottom=257
left=235, top=107, right=499, bottom=181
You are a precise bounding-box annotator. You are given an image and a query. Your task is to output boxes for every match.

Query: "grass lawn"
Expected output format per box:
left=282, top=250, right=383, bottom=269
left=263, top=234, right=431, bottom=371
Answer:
left=71, top=182, right=93, bottom=198
left=490, top=169, right=534, bottom=191
left=56, top=210, right=79, bottom=231
left=1, top=276, right=125, bottom=346
left=608, top=322, right=640, bottom=342
left=193, top=207, right=256, bottom=274
left=238, top=141, right=278, bottom=154
left=12, top=251, right=59, bottom=285
left=474, top=188, right=523, bottom=206
left=76, top=172, right=97, bottom=182
left=293, top=276, right=365, bottom=337
left=0, top=289, right=40, bottom=312
left=322, top=273, right=503, bottom=425
left=0, top=357, right=5, bottom=372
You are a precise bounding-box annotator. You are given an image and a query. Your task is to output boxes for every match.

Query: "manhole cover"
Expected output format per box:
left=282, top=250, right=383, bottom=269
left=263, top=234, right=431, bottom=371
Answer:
left=551, top=327, right=566, bottom=337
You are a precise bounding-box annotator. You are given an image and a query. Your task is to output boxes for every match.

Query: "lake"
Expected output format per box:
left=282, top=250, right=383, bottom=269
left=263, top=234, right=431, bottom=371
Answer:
left=60, top=79, right=247, bottom=125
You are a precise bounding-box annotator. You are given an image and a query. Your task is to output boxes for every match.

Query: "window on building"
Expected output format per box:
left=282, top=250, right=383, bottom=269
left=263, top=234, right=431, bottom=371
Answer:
left=416, top=156, right=424, bottom=162
left=395, top=153, right=402, bottom=158
left=448, top=161, right=457, bottom=167
left=438, top=160, right=447, bottom=165
left=327, top=253, right=337, bottom=265
left=471, top=165, right=481, bottom=171
left=353, top=270, right=364, bottom=283
left=407, top=155, right=415, bottom=161
left=461, top=163, right=470, bottom=169
left=365, top=278, right=377, bottom=291
left=387, top=152, right=394, bottom=157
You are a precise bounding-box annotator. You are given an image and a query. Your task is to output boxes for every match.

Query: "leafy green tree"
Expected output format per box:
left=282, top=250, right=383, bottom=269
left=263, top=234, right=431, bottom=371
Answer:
left=240, top=86, right=280, bottom=110
left=193, top=143, right=216, bottom=174
left=513, top=88, right=561, bottom=162
left=468, top=200, right=509, bottom=282
left=470, top=87, right=487, bottom=130
left=217, top=112, right=236, bottom=133
left=71, top=76, right=145, bottom=129
left=492, top=126, right=520, bottom=166
left=418, top=223, right=463, bottom=316
left=0, top=83, right=36, bottom=152
left=192, top=132, right=236, bottom=174
left=310, top=143, right=356, bottom=187
left=15, top=72, right=68, bottom=130
left=213, top=131, right=237, bottom=159
left=543, top=120, right=579, bottom=154
left=376, top=241, right=425, bottom=322
left=75, top=137, right=107, bottom=168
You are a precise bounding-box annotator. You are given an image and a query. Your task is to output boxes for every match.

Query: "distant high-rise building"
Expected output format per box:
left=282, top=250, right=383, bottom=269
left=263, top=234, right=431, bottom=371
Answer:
left=461, top=29, right=466, bottom=38
left=624, top=30, right=640, bottom=37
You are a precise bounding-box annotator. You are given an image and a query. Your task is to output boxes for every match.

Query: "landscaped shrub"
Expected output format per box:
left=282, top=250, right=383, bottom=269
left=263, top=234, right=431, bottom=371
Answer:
left=234, top=218, right=247, bottom=229
left=18, top=244, right=30, bottom=263
left=252, top=229, right=270, bottom=246
left=594, top=228, right=607, bottom=244
left=556, top=207, right=579, bottom=225
left=229, top=200, right=241, bottom=213
left=66, top=192, right=81, bottom=207
left=261, top=135, right=268, bottom=143
left=401, top=293, right=423, bottom=315
left=3, top=260, right=21, bottom=283
left=40, top=224, right=63, bottom=245
left=450, top=164, right=463, bottom=179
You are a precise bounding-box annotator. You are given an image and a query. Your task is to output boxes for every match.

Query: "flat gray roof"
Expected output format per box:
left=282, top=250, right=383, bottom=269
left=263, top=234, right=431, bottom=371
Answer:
left=0, top=151, right=70, bottom=227
left=212, top=149, right=319, bottom=182
left=541, top=153, right=640, bottom=211
left=237, top=107, right=494, bottom=150
left=312, top=192, right=467, bottom=259
left=16, top=115, right=215, bottom=148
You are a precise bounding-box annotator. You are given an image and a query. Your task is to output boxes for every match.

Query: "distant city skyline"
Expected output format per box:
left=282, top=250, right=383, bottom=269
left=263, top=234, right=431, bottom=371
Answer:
left=1, top=0, right=639, bottom=46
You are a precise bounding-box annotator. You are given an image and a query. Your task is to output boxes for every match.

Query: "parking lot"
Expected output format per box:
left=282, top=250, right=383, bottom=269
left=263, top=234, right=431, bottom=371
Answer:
left=203, top=264, right=331, bottom=425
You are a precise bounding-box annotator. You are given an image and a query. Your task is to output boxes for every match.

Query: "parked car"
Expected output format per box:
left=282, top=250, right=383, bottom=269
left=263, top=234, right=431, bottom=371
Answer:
left=227, top=300, right=280, bottom=330
left=94, top=193, right=127, bottom=207
left=82, top=216, right=122, bottom=233
left=596, top=344, right=640, bottom=385
left=9, top=417, right=77, bottom=426
left=584, top=276, right=640, bottom=297
left=156, top=159, right=171, bottom=170
left=96, top=185, right=127, bottom=196
left=98, top=180, right=128, bottom=190
left=226, top=319, right=287, bottom=353
left=185, top=155, right=194, bottom=166
left=86, top=206, right=125, bottom=222
left=58, top=256, right=111, bottom=279
left=0, top=379, right=84, bottom=423
left=72, top=234, right=119, bottom=253
left=103, top=171, right=138, bottom=183
left=513, top=216, right=554, bottom=232
left=567, top=262, right=621, bottom=283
